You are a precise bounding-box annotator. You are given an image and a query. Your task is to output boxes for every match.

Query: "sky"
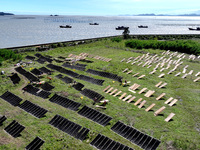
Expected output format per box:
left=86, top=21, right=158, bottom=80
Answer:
left=1, top=0, right=200, bottom=16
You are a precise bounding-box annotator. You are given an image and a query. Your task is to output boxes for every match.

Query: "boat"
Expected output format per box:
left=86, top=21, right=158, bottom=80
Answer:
left=116, top=26, right=129, bottom=30
left=89, top=23, right=99, bottom=25
left=50, top=14, right=59, bottom=16
left=59, top=25, right=72, bottom=28
left=188, top=27, right=200, bottom=31
left=138, top=25, right=148, bottom=28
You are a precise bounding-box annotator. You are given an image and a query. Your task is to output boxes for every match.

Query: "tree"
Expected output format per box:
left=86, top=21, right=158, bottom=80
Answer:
left=122, top=27, right=130, bottom=39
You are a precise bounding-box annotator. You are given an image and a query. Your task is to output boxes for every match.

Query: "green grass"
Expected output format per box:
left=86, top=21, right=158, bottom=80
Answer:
left=0, top=39, right=200, bottom=150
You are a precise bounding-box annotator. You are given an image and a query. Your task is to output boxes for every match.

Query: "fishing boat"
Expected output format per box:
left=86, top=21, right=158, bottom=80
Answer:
left=59, top=25, right=72, bottom=28
left=89, top=23, right=99, bottom=25
left=116, top=26, right=129, bottom=30
left=188, top=27, right=200, bottom=31
left=138, top=25, right=148, bottom=28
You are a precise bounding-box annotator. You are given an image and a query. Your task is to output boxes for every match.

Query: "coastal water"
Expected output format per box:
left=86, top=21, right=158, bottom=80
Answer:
left=0, top=15, right=200, bottom=48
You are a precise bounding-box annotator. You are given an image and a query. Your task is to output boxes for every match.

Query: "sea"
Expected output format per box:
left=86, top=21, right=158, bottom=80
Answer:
left=0, top=15, right=200, bottom=48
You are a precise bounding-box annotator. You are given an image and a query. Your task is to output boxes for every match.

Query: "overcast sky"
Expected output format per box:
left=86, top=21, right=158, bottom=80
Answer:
left=1, top=0, right=200, bottom=15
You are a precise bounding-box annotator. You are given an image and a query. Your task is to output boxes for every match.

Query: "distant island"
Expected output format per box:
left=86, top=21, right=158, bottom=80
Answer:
left=0, top=12, right=14, bottom=16
left=119, top=13, right=200, bottom=16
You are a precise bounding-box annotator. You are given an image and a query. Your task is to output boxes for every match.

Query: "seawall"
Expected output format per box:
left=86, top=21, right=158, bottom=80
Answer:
left=5, top=34, right=200, bottom=51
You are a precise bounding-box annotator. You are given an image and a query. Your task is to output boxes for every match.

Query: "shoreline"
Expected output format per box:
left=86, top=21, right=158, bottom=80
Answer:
left=3, top=33, right=200, bottom=50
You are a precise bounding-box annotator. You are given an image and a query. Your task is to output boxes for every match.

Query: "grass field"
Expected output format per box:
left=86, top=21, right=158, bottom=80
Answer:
left=0, top=39, right=200, bottom=150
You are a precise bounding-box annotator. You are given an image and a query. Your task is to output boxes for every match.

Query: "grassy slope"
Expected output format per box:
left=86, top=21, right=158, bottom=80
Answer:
left=0, top=39, right=200, bottom=150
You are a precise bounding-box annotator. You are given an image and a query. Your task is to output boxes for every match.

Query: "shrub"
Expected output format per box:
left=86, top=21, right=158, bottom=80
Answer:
left=125, top=40, right=200, bottom=55
left=111, top=37, right=122, bottom=43
left=57, top=43, right=63, bottom=47
left=51, top=44, right=58, bottom=48
left=0, top=57, right=3, bottom=66
left=0, top=49, right=22, bottom=66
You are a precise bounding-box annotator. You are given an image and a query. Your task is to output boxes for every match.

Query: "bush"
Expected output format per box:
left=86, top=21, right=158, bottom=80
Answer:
left=111, top=37, right=122, bottom=43
left=57, top=43, right=63, bottom=47
left=0, top=57, right=3, bottom=66
left=0, top=49, right=22, bottom=66
left=51, top=44, right=58, bottom=48
left=125, top=40, right=200, bottom=55
left=62, top=43, right=68, bottom=47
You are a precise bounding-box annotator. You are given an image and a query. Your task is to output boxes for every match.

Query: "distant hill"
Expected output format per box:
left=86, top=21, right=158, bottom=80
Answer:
left=0, top=12, right=14, bottom=16
left=137, top=13, right=156, bottom=16
left=178, top=13, right=200, bottom=16
left=119, top=13, right=200, bottom=16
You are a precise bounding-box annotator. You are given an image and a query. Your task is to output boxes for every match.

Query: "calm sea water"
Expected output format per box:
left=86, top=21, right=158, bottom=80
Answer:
left=0, top=15, right=200, bottom=48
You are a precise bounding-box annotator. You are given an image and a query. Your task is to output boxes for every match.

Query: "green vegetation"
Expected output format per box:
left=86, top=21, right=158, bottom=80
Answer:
left=0, top=49, right=22, bottom=66
left=123, top=28, right=130, bottom=39
left=125, top=39, right=200, bottom=55
left=131, top=34, right=200, bottom=40
left=0, top=39, right=200, bottom=150
left=111, top=37, right=122, bottom=43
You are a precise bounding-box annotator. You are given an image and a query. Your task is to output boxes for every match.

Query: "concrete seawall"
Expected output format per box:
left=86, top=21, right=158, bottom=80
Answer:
left=5, top=35, right=121, bottom=50
left=5, top=34, right=200, bottom=50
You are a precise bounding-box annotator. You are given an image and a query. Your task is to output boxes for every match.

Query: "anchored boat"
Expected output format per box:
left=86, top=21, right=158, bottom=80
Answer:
left=188, top=27, right=200, bottom=31
left=89, top=23, right=99, bottom=25
left=116, top=26, right=129, bottom=30
left=138, top=25, right=148, bottom=28
left=60, top=25, right=72, bottom=28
